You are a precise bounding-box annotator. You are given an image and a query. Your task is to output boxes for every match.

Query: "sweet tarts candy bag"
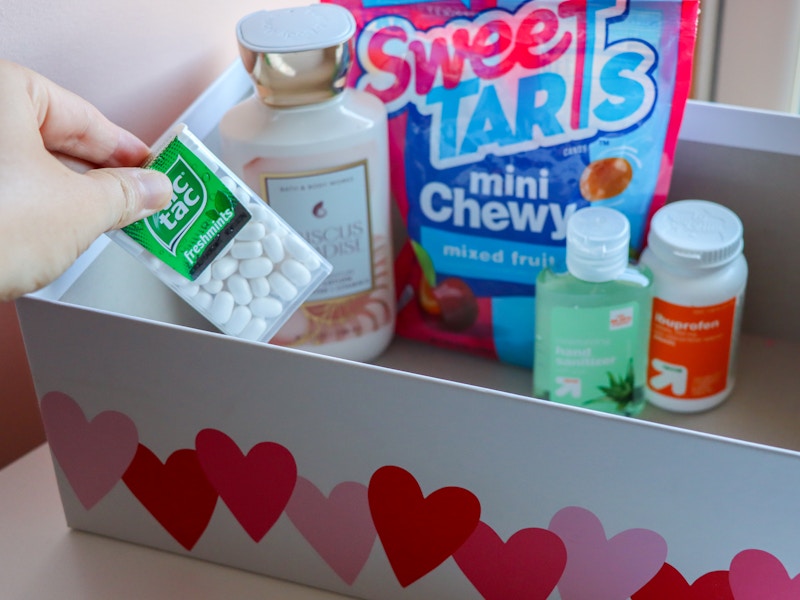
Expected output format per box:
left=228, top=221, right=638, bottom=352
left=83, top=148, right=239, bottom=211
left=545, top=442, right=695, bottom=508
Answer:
left=326, top=0, right=699, bottom=366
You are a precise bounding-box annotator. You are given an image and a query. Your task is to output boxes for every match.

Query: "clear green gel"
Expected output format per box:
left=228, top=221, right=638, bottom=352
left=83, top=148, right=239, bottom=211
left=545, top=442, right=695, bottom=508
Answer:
left=533, top=266, right=652, bottom=416
left=533, top=207, right=652, bottom=417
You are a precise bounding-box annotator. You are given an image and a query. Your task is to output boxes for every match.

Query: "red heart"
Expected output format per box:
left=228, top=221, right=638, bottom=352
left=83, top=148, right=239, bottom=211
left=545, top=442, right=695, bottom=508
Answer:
left=122, top=444, right=217, bottom=551
left=632, top=563, right=733, bottom=599
left=454, top=521, right=567, bottom=600
left=368, top=465, right=481, bottom=587
left=195, top=429, right=297, bottom=542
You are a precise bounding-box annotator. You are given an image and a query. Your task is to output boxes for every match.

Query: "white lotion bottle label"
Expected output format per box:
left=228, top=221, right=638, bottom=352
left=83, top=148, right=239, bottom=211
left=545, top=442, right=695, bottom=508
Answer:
left=257, top=161, right=374, bottom=301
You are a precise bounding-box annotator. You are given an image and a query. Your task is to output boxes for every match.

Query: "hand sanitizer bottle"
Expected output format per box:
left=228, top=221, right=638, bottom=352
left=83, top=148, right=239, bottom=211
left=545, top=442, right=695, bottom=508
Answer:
left=533, top=207, right=652, bottom=416
left=219, top=4, right=395, bottom=362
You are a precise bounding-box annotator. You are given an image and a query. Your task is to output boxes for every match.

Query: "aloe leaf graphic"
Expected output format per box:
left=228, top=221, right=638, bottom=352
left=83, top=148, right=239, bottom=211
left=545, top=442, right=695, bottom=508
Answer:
left=585, top=359, right=635, bottom=409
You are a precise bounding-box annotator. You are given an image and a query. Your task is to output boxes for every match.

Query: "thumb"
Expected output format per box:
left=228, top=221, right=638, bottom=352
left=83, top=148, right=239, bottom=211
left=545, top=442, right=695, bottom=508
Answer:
left=84, top=167, right=172, bottom=231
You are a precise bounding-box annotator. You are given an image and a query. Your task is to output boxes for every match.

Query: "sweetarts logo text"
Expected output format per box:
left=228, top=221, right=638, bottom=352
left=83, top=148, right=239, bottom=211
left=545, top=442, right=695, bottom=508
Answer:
left=355, top=0, right=658, bottom=169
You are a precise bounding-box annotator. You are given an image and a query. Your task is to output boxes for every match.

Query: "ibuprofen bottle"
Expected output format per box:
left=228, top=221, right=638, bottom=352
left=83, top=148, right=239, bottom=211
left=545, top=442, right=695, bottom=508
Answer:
left=219, top=4, right=395, bottom=362
left=640, top=200, right=747, bottom=412
left=534, top=207, right=652, bottom=416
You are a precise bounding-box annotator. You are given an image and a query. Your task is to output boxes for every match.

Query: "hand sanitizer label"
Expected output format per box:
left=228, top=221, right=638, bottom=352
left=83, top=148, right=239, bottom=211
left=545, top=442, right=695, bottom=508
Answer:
left=547, top=301, right=644, bottom=415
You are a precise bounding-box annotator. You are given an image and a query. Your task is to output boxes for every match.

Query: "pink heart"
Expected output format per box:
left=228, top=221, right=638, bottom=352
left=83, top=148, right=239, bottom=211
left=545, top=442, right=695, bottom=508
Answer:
left=453, top=520, right=567, bottom=600
left=286, top=477, right=376, bottom=585
left=40, top=391, right=139, bottom=509
left=729, top=549, right=800, bottom=600
left=195, top=429, right=297, bottom=542
left=549, top=506, right=667, bottom=600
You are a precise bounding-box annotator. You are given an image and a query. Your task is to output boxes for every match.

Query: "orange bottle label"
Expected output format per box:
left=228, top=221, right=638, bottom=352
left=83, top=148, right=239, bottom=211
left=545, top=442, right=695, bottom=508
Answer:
left=647, top=297, right=736, bottom=400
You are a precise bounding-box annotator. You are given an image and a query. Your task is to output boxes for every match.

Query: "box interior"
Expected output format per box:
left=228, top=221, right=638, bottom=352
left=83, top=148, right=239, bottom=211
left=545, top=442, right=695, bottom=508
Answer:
left=27, top=67, right=800, bottom=458
left=39, top=232, right=800, bottom=457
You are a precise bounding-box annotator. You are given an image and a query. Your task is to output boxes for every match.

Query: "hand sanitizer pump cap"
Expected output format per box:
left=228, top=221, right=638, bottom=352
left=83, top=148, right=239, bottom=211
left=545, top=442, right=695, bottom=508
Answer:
left=566, top=207, right=631, bottom=283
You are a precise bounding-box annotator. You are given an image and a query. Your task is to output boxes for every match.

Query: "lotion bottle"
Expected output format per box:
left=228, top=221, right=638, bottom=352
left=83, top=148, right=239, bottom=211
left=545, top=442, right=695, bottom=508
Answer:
left=534, top=207, right=652, bottom=416
left=219, top=4, right=395, bottom=362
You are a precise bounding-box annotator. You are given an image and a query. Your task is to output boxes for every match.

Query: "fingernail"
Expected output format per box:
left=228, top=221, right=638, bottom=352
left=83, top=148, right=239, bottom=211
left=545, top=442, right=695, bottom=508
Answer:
left=136, top=170, right=172, bottom=212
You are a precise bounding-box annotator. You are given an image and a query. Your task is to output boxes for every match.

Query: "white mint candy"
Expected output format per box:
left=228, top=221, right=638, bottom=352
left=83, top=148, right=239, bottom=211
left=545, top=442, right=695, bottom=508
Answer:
left=268, top=272, right=298, bottom=301
left=239, top=257, right=273, bottom=279
left=181, top=282, right=201, bottom=297
left=227, top=306, right=252, bottom=335
left=210, top=291, right=235, bottom=323
left=284, top=235, right=312, bottom=261
left=227, top=274, right=253, bottom=305
left=233, top=186, right=250, bottom=204
left=231, top=241, right=263, bottom=260
left=249, top=203, right=270, bottom=222
left=251, top=297, right=283, bottom=319
left=301, top=253, right=321, bottom=272
left=262, top=233, right=285, bottom=262
left=144, top=254, right=162, bottom=269
left=194, top=291, right=213, bottom=310
left=203, top=278, right=224, bottom=295
left=250, top=277, right=271, bottom=297
left=194, top=268, right=212, bottom=286
left=237, top=222, right=266, bottom=242
left=240, top=318, right=268, bottom=341
left=261, top=212, right=284, bottom=234
left=219, top=175, right=236, bottom=191
left=211, top=256, right=238, bottom=280
left=281, top=259, right=312, bottom=287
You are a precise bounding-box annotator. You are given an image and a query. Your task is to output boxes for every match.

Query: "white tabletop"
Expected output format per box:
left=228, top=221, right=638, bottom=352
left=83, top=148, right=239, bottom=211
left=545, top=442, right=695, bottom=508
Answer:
left=1, top=444, right=353, bottom=600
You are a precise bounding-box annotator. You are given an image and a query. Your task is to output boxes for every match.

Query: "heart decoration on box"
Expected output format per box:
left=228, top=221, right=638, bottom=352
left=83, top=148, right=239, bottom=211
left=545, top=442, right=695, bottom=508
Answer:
left=41, top=390, right=800, bottom=596
left=632, top=563, right=734, bottom=599
left=40, top=391, right=138, bottom=510
left=368, top=465, right=482, bottom=587
left=286, top=477, right=376, bottom=585
left=729, top=549, right=800, bottom=599
left=453, top=520, right=567, bottom=600
left=122, top=444, right=218, bottom=551
left=195, top=428, right=297, bottom=543
left=549, top=506, right=668, bottom=600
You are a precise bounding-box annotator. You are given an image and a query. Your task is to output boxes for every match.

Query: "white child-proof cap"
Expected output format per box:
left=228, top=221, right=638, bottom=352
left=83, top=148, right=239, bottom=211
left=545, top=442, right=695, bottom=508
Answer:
left=566, top=206, right=631, bottom=282
left=647, top=199, right=744, bottom=268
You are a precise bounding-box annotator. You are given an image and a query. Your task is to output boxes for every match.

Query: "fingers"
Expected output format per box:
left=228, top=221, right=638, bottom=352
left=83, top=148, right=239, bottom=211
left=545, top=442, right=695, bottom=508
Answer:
left=5, top=59, right=151, bottom=168
left=83, top=167, right=172, bottom=230
left=0, top=60, right=172, bottom=301
left=0, top=164, right=171, bottom=302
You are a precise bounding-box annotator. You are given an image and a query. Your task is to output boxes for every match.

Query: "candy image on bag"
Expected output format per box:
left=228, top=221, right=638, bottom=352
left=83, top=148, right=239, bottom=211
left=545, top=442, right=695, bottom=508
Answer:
left=326, top=0, right=699, bottom=366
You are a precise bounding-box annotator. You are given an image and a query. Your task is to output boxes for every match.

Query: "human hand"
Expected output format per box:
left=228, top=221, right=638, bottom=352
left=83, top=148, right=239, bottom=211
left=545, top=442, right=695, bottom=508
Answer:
left=0, top=59, right=172, bottom=301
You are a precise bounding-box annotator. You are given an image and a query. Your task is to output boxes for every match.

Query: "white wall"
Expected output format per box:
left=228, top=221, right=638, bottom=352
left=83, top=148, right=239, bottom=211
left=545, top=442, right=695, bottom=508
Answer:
left=0, top=0, right=305, bottom=467
left=0, top=0, right=304, bottom=144
left=714, top=0, right=800, bottom=112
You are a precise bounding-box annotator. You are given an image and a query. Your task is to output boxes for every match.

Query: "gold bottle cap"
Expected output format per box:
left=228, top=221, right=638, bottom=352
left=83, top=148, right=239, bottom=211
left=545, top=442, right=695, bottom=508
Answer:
left=236, top=4, right=356, bottom=108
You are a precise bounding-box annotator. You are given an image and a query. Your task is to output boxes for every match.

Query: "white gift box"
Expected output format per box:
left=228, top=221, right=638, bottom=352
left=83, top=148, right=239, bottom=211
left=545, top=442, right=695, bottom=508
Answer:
left=16, top=61, right=800, bottom=599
